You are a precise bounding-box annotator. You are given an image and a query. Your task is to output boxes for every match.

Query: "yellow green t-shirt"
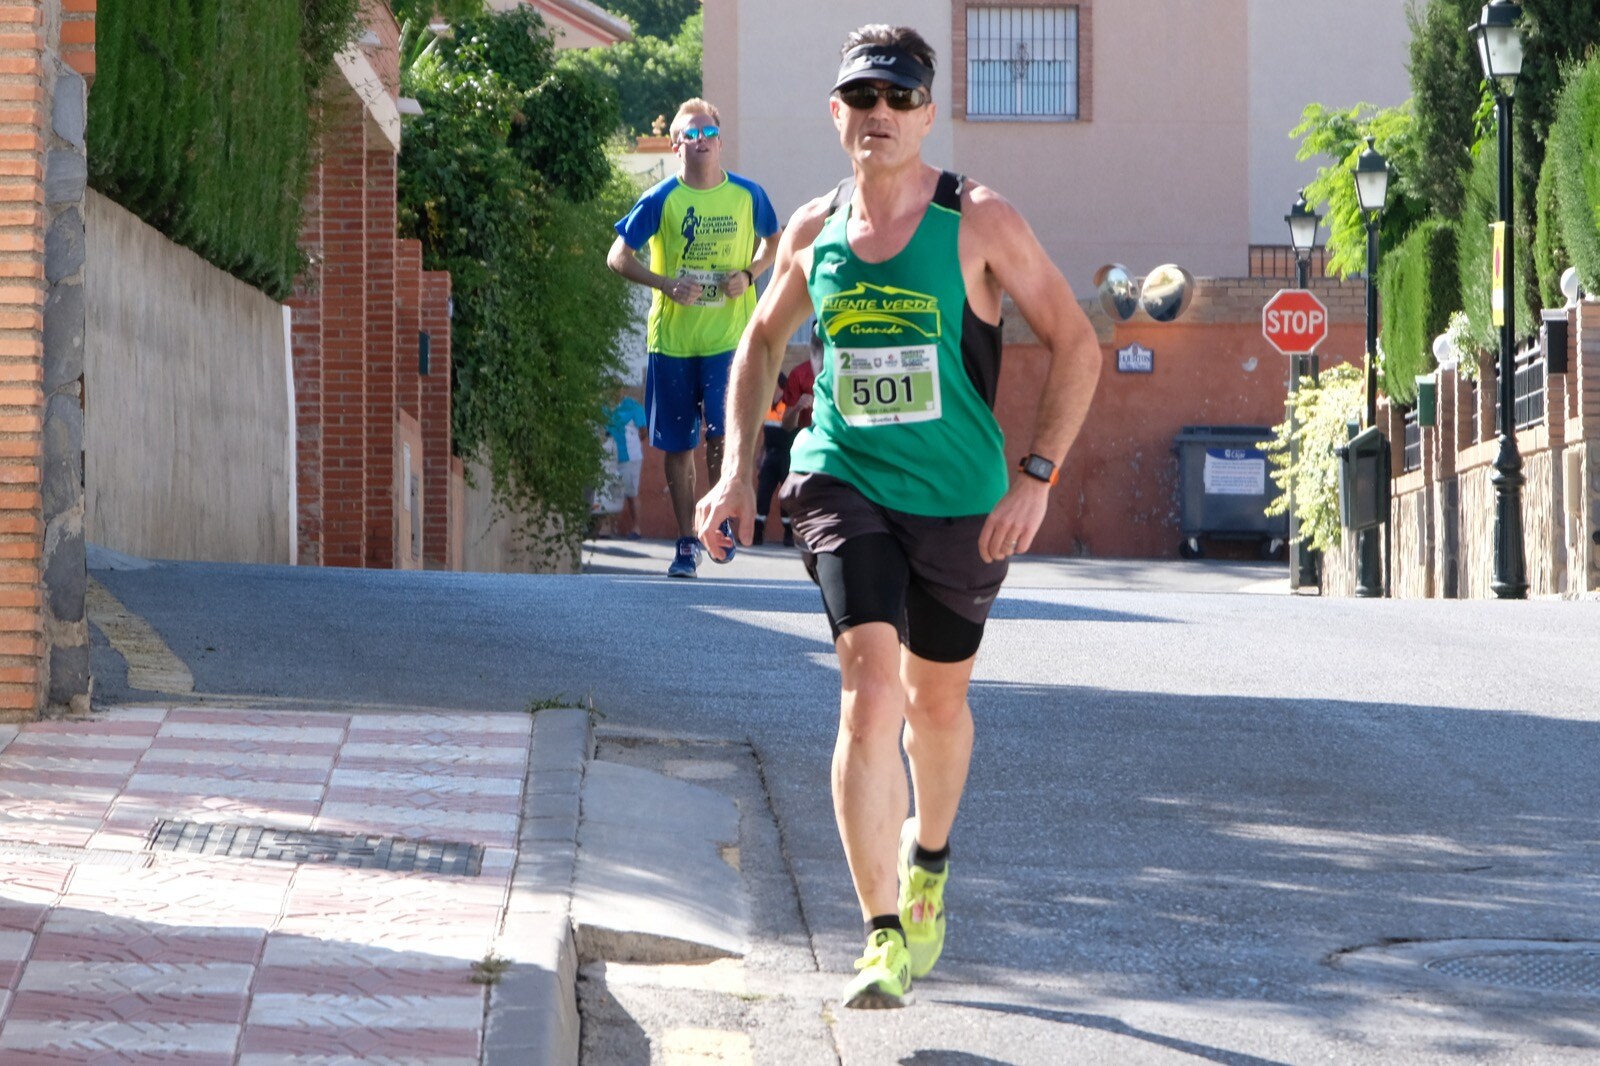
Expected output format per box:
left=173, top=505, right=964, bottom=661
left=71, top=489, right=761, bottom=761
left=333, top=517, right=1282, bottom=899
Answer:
left=614, top=172, right=780, bottom=357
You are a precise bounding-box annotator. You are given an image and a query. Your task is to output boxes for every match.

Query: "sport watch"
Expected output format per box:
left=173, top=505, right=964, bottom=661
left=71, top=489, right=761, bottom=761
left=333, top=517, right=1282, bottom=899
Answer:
left=1018, top=453, right=1058, bottom=485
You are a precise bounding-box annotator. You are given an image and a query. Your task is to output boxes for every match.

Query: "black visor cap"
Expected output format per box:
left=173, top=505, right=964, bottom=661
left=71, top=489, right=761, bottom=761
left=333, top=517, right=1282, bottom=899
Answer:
left=832, top=44, right=934, bottom=93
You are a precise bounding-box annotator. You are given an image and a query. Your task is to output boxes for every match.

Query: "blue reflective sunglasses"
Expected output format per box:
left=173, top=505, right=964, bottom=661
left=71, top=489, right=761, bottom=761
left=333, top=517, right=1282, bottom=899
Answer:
left=677, top=125, right=720, bottom=143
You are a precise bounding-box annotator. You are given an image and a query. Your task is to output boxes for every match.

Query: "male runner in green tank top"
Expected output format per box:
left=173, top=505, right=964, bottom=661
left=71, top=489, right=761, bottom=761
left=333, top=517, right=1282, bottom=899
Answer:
left=696, top=24, right=1100, bottom=1009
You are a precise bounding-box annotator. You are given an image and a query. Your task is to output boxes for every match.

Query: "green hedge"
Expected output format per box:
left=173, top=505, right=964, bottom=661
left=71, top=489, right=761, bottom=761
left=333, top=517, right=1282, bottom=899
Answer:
left=1549, top=56, right=1600, bottom=295
left=1379, top=218, right=1459, bottom=404
left=1456, top=141, right=1536, bottom=360
left=86, top=1, right=359, bottom=300
left=1535, top=133, right=1570, bottom=308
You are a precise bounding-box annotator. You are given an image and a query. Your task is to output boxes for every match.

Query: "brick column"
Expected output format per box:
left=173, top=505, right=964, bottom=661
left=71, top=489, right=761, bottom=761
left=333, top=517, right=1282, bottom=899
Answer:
left=1575, top=300, right=1600, bottom=443
left=320, top=96, right=368, bottom=568
left=420, top=270, right=452, bottom=569
left=363, top=145, right=396, bottom=568
left=60, top=0, right=93, bottom=81
left=1477, top=359, right=1498, bottom=446
left=0, top=5, right=47, bottom=719
left=289, top=150, right=325, bottom=565
left=395, top=239, right=421, bottom=423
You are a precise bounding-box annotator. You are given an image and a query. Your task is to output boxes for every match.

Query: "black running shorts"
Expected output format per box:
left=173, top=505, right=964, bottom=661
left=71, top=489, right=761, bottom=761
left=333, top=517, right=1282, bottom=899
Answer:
left=779, top=472, right=1007, bottom=663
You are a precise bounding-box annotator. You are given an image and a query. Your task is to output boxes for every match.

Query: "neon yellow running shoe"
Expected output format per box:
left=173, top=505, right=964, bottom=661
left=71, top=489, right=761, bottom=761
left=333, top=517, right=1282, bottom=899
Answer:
left=842, top=928, right=912, bottom=1009
left=897, top=819, right=948, bottom=978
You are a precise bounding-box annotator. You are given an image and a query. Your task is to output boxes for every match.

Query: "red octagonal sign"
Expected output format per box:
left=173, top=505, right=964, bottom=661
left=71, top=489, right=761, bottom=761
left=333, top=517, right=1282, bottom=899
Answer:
left=1262, top=289, right=1329, bottom=356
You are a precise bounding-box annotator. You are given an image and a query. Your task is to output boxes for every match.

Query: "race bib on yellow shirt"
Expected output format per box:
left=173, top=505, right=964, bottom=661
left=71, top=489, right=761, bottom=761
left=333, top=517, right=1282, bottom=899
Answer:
left=834, top=346, right=941, bottom=426
left=677, top=268, right=727, bottom=308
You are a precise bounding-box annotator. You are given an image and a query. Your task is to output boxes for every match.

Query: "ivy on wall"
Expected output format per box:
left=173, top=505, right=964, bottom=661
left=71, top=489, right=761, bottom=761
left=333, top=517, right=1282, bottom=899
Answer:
left=86, top=0, right=360, bottom=300
left=398, top=9, right=635, bottom=557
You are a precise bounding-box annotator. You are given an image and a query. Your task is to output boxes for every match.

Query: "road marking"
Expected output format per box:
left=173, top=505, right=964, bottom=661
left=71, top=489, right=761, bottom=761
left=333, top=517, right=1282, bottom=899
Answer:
left=86, top=578, right=194, bottom=694
left=662, top=1028, right=753, bottom=1065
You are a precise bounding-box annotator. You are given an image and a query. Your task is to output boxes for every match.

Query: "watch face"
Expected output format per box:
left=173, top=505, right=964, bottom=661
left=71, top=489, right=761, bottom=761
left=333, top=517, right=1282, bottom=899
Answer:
left=1023, top=455, right=1053, bottom=480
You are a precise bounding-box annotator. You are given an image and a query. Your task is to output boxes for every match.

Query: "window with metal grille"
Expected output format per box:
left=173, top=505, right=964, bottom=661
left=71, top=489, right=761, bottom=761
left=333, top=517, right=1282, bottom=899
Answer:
left=966, top=6, right=1078, bottom=120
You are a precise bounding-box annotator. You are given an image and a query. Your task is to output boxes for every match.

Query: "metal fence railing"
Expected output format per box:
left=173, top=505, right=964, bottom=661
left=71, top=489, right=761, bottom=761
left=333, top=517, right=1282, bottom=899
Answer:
left=1513, top=344, right=1545, bottom=431
left=1492, top=344, right=1546, bottom=434
left=1402, top=409, right=1421, bottom=472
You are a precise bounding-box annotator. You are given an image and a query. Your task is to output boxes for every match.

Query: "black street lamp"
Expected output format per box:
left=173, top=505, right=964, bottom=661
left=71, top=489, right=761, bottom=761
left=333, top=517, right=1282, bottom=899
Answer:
left=1285, top=190, right=1322, bottom=590
left=1351, top=137, right=1389, bottom=598
left=1471, top=0, right=1528, bottom=599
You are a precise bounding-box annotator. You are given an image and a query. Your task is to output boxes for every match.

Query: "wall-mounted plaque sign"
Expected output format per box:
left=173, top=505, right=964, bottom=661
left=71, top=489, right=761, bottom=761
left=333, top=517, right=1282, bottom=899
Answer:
left=1116, top=342, right=1154, bottom=374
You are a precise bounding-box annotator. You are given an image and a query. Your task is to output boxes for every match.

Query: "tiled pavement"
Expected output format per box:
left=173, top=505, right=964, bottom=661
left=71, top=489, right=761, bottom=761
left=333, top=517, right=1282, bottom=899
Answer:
left=0, top=706, right=579, bottom=1065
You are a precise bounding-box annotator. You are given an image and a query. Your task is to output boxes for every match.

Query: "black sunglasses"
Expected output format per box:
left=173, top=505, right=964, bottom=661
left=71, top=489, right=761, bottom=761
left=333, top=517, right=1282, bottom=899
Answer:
left=836, top=84, right=929, bottom=112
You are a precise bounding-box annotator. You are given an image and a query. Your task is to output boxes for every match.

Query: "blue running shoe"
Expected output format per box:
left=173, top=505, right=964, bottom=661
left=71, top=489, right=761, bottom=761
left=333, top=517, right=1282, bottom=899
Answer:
left=667, top=537, right=699, bottom=578
left=708, top=519, right=737, bottom=564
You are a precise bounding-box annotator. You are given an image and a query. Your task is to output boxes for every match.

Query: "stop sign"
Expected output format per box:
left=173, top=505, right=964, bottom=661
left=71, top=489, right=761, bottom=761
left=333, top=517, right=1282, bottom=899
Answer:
left=1262, top=289, right=1329, bottom=355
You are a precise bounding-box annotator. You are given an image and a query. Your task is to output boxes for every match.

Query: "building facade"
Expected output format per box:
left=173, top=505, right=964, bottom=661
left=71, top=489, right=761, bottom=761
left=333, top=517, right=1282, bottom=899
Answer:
left=623, top=1, right=1417, bottom=561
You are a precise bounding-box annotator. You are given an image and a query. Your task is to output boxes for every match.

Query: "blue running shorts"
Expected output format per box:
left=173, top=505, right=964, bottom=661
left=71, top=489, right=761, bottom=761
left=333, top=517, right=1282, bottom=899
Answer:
left=646, top=350, right=734, bottom=453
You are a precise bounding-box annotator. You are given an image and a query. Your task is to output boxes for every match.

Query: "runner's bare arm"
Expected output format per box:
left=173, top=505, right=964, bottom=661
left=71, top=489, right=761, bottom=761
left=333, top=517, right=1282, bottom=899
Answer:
left=606, top=235, right=701, bottom=305
left=696, top=199, right=830, bottom=556
left=965, top=184, right=1101, bottom=562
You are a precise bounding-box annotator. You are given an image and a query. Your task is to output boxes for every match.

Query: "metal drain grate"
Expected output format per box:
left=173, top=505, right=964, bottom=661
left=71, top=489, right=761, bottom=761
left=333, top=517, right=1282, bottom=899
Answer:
left=149, top=820, right=483, bottom=877
left=1426, top=950, right=1600, bottom=995
left=0, top=839, right=153, bottom=869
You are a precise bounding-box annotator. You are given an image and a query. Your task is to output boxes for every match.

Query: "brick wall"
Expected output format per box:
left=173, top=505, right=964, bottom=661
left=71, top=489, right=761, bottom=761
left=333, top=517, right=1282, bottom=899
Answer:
left=289, top=66, right=457, bottom=573
left=319, top=99, right=369, bottom=568
left=0, top=1, right=90, bottom=717
left=363, top=146, right=397, bottom=568
left=420, top=270, right=452, bottom=569
left=60, top=0, right=92, bottom=81
left=289, top=147, right=325, bottom=565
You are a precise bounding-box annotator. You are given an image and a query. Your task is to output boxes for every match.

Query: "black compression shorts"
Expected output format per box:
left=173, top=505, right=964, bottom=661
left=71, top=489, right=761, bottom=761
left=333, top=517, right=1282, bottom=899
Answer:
left=780, top=472, right=1007, bottom=663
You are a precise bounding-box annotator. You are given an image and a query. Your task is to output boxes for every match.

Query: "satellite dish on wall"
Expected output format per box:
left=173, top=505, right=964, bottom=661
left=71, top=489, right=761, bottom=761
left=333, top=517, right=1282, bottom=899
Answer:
left=1139, top=264, right=1197, bottom=323
left=1094, top=263, right=1139, bottom=322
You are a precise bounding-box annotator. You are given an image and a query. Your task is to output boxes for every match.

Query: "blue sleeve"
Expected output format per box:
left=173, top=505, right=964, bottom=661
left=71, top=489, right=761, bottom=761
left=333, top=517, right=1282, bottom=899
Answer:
left=614, top=178, right=676, bottom=250
left=729, top=173, right=780, bottom=238
left=624, top=397, right=647, bottom=428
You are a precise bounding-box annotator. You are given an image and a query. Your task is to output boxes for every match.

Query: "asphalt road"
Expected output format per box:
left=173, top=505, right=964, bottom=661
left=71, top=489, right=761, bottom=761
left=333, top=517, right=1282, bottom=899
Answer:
left=91, top=540, right=1600, bottom=1063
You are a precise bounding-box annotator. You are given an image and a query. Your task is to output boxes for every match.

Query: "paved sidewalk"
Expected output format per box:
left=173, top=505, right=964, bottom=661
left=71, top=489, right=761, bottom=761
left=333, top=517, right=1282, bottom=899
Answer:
left=0, top=704, right=588, bottom=1065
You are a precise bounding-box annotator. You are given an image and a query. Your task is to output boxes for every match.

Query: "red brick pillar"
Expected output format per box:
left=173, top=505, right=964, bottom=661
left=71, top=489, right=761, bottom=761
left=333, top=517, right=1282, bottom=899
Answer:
left=289, top=150, right=325, bottom=565
left=395, top=239, right=422, bottom=422
left=363, top=146, right=397, bottom=568
left=320, top=96, right=369, bottom=568
left=420, top=271, right=453, bottom=569
left=0, top=5, right=45, bottom=718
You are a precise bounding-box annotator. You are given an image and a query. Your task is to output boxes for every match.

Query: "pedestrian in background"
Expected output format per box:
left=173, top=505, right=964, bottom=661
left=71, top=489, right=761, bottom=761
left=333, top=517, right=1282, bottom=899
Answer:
left=604, top=386, right=648, bottom=540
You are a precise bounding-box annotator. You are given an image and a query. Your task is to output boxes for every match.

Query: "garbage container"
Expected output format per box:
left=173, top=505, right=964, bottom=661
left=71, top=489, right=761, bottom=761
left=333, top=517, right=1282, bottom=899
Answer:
left=1173, top=425, right=1288, bottom=559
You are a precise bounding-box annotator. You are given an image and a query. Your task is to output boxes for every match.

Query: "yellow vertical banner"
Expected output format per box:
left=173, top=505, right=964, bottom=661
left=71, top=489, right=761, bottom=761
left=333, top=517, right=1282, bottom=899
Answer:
left=1491, top=222, right=1505, bottom=327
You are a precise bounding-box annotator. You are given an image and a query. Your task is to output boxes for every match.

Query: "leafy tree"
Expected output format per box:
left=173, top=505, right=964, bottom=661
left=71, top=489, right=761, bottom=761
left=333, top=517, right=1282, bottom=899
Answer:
left=398, top=9, right=635, bottom=560
left=1291, top=102, right=1425, bottom=281
left=561, top=10, right=702, bottom=137
left=389, top=0, right=482, bottom=33
left=1406, top=0, right=1479, bottom=218
left=598, top=0, right=698, bottom=40
left=1263, top=364, right=1365, bottom=552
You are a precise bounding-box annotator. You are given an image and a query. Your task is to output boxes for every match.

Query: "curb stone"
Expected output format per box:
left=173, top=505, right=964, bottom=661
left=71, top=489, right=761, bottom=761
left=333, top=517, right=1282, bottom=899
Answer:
left=485, top=707, right=593, bottom=1066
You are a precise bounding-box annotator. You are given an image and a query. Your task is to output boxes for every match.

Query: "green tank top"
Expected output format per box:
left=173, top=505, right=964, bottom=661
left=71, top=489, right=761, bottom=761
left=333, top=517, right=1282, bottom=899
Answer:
left=790, top=171, right=1008, bottom=517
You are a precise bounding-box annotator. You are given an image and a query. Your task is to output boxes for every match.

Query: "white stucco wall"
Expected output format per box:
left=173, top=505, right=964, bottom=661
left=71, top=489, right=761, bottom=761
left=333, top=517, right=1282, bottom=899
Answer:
left=1247, top=0, right=1413, bottom=247
left=84, top=191, right=293, bottom=564
left=705, top=1, right=1415, bottom=289
left=705, top=0, right=954, bottom=222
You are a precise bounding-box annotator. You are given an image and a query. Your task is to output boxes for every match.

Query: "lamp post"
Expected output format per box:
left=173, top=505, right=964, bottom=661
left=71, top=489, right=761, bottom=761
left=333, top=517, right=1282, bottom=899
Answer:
left=1285, top=190, right=1322, bottom=589
left=1351, top=137, right=1389, bottom=598
left=1471, top=0, right=1528, bottom=599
